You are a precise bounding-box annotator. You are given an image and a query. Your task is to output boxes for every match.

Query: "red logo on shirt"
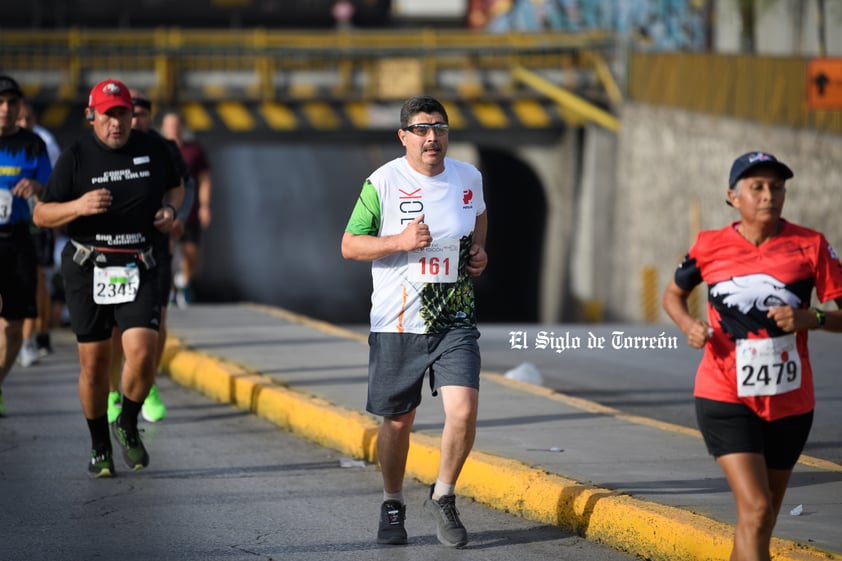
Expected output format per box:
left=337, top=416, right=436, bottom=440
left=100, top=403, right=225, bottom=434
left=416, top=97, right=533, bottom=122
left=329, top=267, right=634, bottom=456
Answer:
left=463, top=189, right=473, bottom=205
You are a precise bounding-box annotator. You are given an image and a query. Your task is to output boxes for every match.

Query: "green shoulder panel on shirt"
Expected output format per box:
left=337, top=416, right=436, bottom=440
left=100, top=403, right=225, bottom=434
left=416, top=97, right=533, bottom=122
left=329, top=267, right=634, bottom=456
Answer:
left=345, top=180, right=381, bottom=236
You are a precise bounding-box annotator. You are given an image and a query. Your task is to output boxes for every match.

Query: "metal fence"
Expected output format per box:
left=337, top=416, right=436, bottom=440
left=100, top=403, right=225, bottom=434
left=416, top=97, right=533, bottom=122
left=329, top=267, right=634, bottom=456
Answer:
left=0, top=28, right=616, bottom=105
left=628, top=52, right=842, bottom=135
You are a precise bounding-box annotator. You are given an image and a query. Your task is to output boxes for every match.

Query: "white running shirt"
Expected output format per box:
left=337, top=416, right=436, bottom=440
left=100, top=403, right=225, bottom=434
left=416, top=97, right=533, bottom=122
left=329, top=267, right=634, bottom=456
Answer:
left=345, top=156, right=485, bottom=334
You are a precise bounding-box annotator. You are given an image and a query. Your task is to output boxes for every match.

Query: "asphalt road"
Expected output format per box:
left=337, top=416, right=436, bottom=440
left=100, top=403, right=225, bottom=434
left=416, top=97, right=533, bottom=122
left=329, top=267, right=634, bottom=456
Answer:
left=0, top=329, right=640, bottom=561
left=477, top=323, right=842, bottom=466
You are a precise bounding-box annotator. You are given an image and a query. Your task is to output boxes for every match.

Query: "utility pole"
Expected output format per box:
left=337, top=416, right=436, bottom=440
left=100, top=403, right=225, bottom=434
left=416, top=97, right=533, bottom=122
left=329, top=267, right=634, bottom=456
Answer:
left=817, top=0, right=827, bottom=56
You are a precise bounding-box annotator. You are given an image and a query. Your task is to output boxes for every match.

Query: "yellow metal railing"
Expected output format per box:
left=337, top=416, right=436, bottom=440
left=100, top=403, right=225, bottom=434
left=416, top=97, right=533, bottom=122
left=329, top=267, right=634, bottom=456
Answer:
left=628, top=52, right=842, bottom=135
left=3, top=30, right=839, bottom=134
left=511, top=63, right=619, bottom=131
left=0, top=28, right=616, bottom=105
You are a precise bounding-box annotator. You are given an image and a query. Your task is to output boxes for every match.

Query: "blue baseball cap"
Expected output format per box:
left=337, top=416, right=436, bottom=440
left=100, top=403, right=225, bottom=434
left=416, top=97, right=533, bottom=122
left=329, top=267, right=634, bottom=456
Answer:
left=728, top=151, right=793, bottom=188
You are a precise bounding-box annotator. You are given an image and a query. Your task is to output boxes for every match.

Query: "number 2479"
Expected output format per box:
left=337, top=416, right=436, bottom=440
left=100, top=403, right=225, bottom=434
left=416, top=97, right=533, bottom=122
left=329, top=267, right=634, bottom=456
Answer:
left=741, top=361, right=797, bottom=387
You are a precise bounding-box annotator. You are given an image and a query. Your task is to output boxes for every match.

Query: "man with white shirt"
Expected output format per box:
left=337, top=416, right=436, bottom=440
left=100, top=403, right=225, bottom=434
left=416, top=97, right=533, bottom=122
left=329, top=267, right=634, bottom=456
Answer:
left=342, top=95, right=488, bottom=548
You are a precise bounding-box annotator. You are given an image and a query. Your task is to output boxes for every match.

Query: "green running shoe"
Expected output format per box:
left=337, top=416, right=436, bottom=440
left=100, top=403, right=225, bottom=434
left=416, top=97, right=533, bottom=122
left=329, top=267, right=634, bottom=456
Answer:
left=111, top=417, right=149, bottom=470
left=141, top=384, right=167, bottom=422
left=89, top=449, right=115, bottom=478
left=107, top=391, right=122, bottom=424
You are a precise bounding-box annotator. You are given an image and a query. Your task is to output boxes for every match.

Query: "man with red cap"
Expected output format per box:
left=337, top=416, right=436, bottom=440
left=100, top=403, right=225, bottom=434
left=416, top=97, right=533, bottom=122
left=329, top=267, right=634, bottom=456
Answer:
left=105, top=88, right=194, bottom=426
left=34, top=79, right=183, bottom=477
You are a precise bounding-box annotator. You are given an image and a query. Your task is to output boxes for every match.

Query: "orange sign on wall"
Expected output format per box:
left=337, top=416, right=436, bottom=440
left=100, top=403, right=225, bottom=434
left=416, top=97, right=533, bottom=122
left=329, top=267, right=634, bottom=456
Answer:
left=807, top=58, right=842, bottom=110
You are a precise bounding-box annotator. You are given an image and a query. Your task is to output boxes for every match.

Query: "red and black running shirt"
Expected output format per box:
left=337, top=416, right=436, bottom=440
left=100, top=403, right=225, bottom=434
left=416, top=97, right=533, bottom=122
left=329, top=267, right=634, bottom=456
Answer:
left=674, top=220, right=842, bottom=420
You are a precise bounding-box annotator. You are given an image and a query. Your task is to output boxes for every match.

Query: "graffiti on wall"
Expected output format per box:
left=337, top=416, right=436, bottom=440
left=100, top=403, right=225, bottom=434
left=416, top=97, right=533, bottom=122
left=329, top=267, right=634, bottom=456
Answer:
left=469, top=0, right=710, bottom=51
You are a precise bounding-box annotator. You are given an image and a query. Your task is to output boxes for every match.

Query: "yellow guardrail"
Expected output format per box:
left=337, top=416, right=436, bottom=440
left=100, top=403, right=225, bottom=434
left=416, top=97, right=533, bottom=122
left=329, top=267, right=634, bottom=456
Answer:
left=6, top=29, right=832, bottom=135
left=628, top=52, right=842, bottom=135
left=511, top=63, right=620, bottom=131
left=0, top=28, right=617, bottom=106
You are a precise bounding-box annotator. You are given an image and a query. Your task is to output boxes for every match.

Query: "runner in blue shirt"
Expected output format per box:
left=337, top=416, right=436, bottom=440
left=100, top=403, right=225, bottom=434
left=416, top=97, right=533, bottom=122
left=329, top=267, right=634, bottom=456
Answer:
left=0, top=75, right=52, bottom=416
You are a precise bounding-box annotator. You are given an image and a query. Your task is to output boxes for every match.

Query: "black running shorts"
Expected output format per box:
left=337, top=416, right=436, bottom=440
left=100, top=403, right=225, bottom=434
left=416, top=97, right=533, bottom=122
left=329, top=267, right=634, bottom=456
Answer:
left=0, top=225, right=37, bottom=320
left=61, top=243, right=162, bottom=343
left=31, top=228, right=55, bottom=267
left=153, top=235, right=173, bottom=307
left=695, top=397, right=813, bottom=470
left=180, top=218, right=201, bottom=245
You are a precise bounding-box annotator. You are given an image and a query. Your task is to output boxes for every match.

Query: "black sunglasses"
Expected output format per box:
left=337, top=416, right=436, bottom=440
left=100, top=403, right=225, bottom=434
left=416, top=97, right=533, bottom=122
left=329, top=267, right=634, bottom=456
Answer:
left=402, top=123, right=449, bottom=136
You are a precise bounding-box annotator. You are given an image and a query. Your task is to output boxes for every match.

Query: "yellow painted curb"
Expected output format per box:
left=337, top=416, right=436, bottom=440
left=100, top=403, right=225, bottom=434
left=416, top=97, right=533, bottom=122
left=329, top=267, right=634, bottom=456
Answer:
left=254, top=383, right=380, bottom=461
left=160, top=329, right=841, bottom=561
left=162, top=337, right=380, bottom=461
left=405, top=433, right=731, bottom=561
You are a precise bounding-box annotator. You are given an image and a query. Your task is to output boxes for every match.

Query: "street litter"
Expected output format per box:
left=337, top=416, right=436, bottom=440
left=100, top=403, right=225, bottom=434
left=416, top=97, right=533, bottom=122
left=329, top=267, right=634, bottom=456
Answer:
left=504, top=362, right=544, bottom=386
left=339, top=457, right=366, bottom=468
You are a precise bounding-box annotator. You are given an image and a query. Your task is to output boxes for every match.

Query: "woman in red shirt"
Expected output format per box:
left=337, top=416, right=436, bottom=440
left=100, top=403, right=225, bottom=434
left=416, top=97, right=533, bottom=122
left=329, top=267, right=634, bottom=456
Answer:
left=663, top=151, right=842, bottom=561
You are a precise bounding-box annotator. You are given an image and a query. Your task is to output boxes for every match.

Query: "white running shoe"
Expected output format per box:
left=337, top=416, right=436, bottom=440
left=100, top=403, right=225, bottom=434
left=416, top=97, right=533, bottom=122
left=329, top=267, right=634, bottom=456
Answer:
left=18, top=339, right=40, bottom=367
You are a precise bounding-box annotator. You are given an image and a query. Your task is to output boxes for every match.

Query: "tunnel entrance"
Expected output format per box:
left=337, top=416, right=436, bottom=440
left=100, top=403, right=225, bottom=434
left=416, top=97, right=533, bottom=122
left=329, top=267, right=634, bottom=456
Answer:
left=475, top=148, right=546, bottom=323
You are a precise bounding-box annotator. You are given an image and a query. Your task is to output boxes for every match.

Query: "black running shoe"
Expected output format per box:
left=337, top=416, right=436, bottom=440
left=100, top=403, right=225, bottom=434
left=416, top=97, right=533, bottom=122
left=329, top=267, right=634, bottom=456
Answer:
left=88, top=448, right=115, bottom=478
left=377, top=500, right=407, bottom=545
left=111, top=417, right=149, bottom=470
left=423, top=485, right=468, bottom=548
left=35, top=333, right=53, bottom=356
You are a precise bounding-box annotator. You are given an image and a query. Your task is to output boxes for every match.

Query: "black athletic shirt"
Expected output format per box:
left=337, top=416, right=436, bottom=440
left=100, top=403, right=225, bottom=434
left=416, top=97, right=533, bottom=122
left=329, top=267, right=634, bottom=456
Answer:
left=149, top=128, right=190, bottom=186
left=41, top=129, right=180, bottom=249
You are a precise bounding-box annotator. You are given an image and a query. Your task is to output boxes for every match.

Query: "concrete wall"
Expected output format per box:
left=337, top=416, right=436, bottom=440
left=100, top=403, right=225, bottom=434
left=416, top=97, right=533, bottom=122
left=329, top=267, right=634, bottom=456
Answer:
left=609, top=102, right=842, bottom=323
left=569, top=124, right=617, bottom=322
left=514, top=130, right=579, bottom=324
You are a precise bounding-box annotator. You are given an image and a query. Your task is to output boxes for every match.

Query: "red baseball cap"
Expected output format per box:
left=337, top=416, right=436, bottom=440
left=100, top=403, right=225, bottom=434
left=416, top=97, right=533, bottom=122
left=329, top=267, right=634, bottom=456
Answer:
left=88, top=79, right=133, bottom=114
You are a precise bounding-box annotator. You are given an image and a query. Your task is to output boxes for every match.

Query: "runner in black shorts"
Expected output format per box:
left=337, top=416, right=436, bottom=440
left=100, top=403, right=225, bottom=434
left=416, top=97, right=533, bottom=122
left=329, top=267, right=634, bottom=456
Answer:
left=17, top=98, right=62, bottom=358
left=159, top=109, right=211, bottom=307
left=663, top=151, right=842, bottom=560
left=18, top=119, right=58, bottom=362
left=106, top=89, right=194, bottom=426
left=33, top=79, right=183, bottom=477
left=0, top=75, right=52, bottom=416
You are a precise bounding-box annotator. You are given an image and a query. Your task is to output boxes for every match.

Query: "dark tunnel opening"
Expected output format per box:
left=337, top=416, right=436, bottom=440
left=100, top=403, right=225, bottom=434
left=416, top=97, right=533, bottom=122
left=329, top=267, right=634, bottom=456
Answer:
left=474, top=147, right=546, bottom=323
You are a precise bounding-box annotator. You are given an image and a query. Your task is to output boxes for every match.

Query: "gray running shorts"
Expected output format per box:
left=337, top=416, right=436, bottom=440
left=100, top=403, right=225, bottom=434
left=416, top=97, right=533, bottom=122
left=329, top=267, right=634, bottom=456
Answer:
left=366, top=328, right=481, bottom=417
